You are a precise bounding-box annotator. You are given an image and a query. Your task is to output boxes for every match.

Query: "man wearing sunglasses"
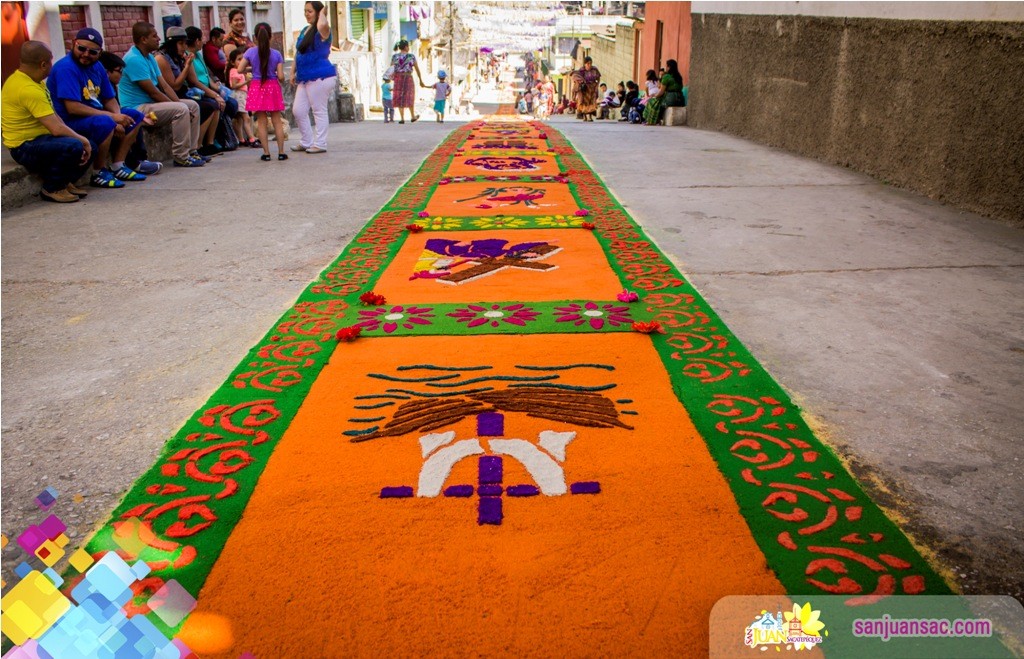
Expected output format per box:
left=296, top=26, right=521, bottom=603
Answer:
left=47, top=27, right=150, bottom=188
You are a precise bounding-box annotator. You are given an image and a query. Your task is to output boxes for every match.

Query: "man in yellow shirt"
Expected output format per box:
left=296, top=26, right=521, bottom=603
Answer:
left=1, top=41, right=93, bottom=203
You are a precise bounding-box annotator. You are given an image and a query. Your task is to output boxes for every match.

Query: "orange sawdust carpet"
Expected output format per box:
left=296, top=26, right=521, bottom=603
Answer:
left=81, top=114, right=958, bottom=658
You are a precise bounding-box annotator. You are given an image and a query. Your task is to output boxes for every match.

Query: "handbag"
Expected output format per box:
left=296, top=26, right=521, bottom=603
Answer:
left=215, top=112, right=239, bottom=151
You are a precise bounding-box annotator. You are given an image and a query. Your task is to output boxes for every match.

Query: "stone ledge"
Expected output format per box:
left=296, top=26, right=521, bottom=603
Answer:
left=664, top=106, right=687, bottom=126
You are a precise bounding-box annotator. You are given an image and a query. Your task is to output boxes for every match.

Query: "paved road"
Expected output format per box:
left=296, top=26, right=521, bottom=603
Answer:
left=3, top=109, right=1022, bottom=606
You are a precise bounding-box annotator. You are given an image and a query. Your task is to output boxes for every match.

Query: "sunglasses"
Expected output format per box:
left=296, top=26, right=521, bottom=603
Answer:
left=76, top=44, right=101, bottom=56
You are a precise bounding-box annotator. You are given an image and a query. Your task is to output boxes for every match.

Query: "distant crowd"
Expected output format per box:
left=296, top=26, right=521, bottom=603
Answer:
left=517, top=58, right=687, bottom=126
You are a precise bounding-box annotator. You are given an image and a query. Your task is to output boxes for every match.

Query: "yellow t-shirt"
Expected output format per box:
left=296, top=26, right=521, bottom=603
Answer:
left=1, top=70, right=55, bottom=148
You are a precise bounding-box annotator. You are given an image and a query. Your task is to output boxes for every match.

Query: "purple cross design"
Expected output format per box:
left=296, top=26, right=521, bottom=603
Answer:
left=379, top=414, right=601, bottom=525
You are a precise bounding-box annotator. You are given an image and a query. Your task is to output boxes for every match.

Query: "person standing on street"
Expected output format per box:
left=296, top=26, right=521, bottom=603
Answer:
left=423, top=70, right=450, bottom=123
left=571, top=56, right=601, bottom=122
left=240, top=22, right=287, bottom=161
left=290, top=1, right=335, bottom=154
left=381, top=75, right=394, bottom=123
left=391, top=39, right=425, bottom=124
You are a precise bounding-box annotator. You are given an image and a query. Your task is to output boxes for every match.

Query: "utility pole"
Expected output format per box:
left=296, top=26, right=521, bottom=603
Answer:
left=388, top=0, right=400, bottom=54
left=448, top=1, right=455, bottom=76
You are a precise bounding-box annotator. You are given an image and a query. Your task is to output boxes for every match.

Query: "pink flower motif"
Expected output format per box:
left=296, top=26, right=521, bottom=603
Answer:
left=448, top=303, right=540, bottom=328
left=417, top=211, right=430, bottom=218
left=356, top=305, right=434, bottom=334
left=617, top=290, right=640, bottom=303
left=439, top=178, right=451, bottom=185
left=574, top=209, right=590, bottom=217
left=554, top=302, right=632, bottom=330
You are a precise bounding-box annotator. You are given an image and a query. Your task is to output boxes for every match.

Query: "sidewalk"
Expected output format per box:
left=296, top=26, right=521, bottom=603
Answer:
left=3, top=114, right=1022, bottom=606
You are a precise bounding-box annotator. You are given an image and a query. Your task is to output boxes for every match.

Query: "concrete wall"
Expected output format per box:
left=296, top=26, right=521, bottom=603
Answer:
left=689, top=14, right=1024, bottom=226
left=638, top=1, right=692, bottom=83
left=589, top=21, right=638, bottom=90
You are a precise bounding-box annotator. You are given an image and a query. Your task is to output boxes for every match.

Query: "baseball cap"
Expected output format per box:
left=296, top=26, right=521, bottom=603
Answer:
left=438, top=70, right=447, bottom=78
left=75, top=27, right=103, bottom=47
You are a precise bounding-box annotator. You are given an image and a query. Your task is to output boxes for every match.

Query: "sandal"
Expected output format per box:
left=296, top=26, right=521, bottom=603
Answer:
left=411, top=114, right=420, bottom=123
left=278, top=154, right=288, bottom=161
left=251, top=139, right=262, bottom=148
left=260, top=154, right=271, bottom=161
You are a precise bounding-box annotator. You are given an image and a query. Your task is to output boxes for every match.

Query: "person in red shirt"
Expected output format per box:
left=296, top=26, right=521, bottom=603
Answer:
left=203, top=27, right=226, bottom=82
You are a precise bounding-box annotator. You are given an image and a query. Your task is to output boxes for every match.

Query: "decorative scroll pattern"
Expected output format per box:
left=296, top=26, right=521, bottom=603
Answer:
left=541, top=125, right=947, bottom=602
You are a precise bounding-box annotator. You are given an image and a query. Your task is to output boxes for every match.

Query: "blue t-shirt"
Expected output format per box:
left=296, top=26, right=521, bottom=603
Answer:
left=47, top=55, right=116, bottom=122
left=119, top=46, right=163, bottom=109
left=381, top=81, right=392, bottom=100
left=294, top=28, right=335, bottom=83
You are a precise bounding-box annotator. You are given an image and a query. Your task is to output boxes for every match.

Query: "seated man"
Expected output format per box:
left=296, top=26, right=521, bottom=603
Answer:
left=98, top=51, right=162, bottom=174
left=119, top=21, right=205, bottom=167
left=203, top=27, right=227, bottom=83
left=48, top=27, right=146, bottom=188
left=1, top=41, right=93, bottom=203
left=597, top=83, right=620, bottom=120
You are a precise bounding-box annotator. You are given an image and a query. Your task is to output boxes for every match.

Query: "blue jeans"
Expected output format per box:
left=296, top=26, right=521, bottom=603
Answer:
left=9, top=135, right=92, bottom=192
left=162, top=15, right=182, bottom=39
left=383, top=98, right=394, bottom=122
left=66, top=108, right=144, bottom=151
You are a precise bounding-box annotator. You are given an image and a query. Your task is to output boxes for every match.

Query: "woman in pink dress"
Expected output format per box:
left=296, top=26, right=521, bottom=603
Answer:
left=239, top=22, right=287, bottom=161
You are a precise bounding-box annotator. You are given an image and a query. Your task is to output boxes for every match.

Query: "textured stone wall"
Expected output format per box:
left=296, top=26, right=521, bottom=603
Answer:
left=590, top=22, right=639, bottom=96
left=689, top=14, right=1024, bottom=226
left=100, top=4, right=152, bottom=56
left=58, top=5, right=88, bottom=55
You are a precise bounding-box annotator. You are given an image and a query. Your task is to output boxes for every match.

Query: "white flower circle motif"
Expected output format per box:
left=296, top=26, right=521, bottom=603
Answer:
left=384, top=313, right=405, bottom=321
left=583, top=309, right=604, bottom=318
left=483, top=311, right=505, bottom=318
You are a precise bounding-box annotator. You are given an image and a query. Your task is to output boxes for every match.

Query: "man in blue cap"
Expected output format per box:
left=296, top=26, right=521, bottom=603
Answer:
left=47, top=27, right=158, bottom=188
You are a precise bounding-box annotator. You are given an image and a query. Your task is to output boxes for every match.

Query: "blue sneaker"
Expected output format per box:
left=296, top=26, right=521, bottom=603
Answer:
left=189, top=150, right=212, bottom=163
left=134, top=160, right=163, bottom=175
left=114, top=166, right=146, bottom=181
left=173, top=157, right=204, bottom=168
left=90, top=168, right=125, bottom=188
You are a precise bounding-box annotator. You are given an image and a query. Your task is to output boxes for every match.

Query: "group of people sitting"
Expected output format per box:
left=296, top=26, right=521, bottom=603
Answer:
left=2, top=2, right=338, bottom=203
left=598, top=60, right=687, bottom=125
left=515, top=58, right=686, bottom=127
